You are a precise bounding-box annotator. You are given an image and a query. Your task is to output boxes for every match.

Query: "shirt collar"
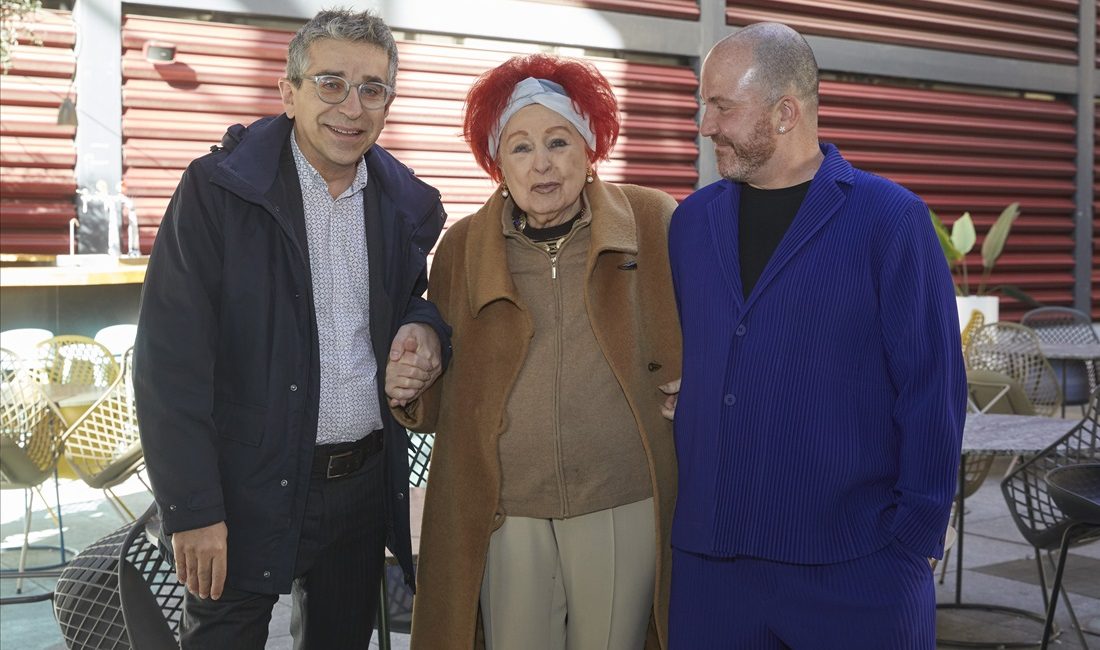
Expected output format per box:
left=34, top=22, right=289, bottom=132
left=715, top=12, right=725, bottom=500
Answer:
left=290, top=131, right=369, bottom=199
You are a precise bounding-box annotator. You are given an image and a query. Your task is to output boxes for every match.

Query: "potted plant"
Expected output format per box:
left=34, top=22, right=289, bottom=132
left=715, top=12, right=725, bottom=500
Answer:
left=930, top=202, right=1020, bottom=330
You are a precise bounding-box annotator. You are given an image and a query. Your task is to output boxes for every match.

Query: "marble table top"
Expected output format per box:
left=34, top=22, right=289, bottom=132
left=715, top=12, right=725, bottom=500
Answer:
left=963, top=414, right=1074, bottom=455
left=1041, top=342, right=1100, bottom=360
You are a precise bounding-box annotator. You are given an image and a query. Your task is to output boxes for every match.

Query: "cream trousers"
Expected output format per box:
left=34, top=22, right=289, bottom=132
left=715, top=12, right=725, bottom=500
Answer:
left=479, top=497, right=656, bottom=650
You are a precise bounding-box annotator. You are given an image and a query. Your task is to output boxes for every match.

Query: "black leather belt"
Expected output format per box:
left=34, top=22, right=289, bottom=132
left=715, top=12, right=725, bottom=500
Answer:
left=311, top=429, right=383, bottom=480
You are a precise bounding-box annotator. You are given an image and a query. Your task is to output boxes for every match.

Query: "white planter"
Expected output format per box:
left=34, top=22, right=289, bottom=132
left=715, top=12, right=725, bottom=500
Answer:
left=956, top=295, right=998, bottom=331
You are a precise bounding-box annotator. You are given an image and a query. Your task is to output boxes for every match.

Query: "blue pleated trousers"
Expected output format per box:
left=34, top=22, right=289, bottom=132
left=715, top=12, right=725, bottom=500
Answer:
left=669, top=541, right=935, bottom=649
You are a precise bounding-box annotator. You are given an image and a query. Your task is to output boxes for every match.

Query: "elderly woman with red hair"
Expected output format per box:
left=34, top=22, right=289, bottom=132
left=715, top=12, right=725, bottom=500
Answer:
left=393, top=53, right=681, bottom=649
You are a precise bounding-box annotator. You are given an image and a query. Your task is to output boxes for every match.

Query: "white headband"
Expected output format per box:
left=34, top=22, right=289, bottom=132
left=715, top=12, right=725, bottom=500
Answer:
left=488, top=77, right=596, bottom=158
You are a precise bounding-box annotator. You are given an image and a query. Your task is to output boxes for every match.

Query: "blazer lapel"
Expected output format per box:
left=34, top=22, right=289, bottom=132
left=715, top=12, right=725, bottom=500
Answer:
left=705, top=180, right=744, bottom=307
left=743, top=145, right=854, bottom=313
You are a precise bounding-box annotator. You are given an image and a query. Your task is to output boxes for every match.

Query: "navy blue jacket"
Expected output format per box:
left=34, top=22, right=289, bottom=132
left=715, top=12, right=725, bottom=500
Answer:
left=134, top=114, right=450, bottom=594
left=669, top=143, right=965, bottom=564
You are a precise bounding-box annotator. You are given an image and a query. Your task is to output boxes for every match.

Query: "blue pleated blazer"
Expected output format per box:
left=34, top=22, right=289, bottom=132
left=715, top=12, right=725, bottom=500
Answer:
left=669, top=143, right=966, bottom=563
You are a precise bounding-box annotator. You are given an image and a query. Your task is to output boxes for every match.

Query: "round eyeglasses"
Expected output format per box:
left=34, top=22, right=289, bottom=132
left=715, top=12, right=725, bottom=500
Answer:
left=306, top=75, right=394, bottom=109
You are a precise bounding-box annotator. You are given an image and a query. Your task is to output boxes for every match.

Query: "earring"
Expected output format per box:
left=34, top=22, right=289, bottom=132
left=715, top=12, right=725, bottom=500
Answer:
left=778, top=126, right=786, bottom=134
left=585, top=167, right=594, bottom=184
left=500, top=181, right=510, bottom=198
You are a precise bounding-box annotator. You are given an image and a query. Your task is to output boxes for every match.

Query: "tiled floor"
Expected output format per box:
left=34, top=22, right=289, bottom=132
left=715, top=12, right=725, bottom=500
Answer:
left=2, top=460, right=1098, bottom=649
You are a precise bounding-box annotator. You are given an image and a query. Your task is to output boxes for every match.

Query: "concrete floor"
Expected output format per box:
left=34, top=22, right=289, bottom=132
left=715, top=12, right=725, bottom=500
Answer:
left=1, top=459, right=1097, bottom=649
left=0, top=475, right=410, bottom=650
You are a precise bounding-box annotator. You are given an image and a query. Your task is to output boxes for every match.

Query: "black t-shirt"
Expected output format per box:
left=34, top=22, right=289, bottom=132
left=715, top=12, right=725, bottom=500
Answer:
left=738, top=180, right=811, bottom=299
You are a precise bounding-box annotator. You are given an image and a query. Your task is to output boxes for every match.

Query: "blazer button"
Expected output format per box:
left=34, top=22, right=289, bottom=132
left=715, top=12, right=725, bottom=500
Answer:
left=723, top=394, right=736, bottom=406
left=289, top=384, right=298, bottom=392
left=736, top=324, right=747, bottom=336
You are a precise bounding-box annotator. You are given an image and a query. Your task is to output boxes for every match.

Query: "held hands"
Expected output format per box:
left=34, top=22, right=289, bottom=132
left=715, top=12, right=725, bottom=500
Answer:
left=659, top=378, right=680, bottom=421
left=386, top=322, right=443, bottom=407
left=172, top=521, right=228, bottom=600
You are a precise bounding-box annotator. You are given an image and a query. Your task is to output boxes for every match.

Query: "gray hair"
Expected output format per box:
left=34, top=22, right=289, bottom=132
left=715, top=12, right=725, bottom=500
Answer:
left=730, top=22, right=819, bottom=113
left=285, top=8, right=399, bottom=88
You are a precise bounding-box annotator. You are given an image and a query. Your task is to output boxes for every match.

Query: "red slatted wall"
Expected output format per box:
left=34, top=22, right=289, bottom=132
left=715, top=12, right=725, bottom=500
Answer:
left=1092, top=102, right=1099, bottom=318
left=120, top=14, right=698, bottom=250
left=818, top=78, right=1077, bottom=320
left=0, top=9, right=76, bottom=254
left=728, top=0, right=1079, bottom=65
left=521, top=0, right=699, bottom=20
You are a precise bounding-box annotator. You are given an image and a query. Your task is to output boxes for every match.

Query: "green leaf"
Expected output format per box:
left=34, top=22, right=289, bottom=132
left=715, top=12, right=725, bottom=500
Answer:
left=950, top=212, right=976, bottom=256
left=990, top=284, right=1043, bottom=309
left=929, top=209, right=962, bottom=265
left=980, top=202, right=1020, bottom=271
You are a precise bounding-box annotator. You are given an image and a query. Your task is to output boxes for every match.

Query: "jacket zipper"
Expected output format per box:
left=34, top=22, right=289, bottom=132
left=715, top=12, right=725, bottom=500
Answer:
left=508, top=227, right=581, bottom=515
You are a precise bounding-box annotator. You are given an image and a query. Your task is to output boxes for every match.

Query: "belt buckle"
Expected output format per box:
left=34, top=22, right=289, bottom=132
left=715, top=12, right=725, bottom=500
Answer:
left=326, top=449, right=356, bottom=479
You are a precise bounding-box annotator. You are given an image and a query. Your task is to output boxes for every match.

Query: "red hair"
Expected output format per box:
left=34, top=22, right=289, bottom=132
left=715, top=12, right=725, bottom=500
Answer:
left=463, top=54, right=620, bottom=182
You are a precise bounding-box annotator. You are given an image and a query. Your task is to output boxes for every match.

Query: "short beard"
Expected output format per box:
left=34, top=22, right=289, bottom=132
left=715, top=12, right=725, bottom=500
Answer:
left=714, top=111, right=777, bottom=183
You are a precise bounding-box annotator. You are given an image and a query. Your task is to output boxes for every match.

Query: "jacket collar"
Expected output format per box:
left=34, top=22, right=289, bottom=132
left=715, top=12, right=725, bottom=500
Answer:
left=466, top=177, right=639, bottom=316
left=705, top=142, right=854, bottom=310
left=215, top=114, right=440, bottom=231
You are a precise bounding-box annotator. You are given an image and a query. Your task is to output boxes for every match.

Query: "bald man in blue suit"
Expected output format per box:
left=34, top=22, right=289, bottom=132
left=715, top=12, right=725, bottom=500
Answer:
left=665, top=23, right=965, bottom=649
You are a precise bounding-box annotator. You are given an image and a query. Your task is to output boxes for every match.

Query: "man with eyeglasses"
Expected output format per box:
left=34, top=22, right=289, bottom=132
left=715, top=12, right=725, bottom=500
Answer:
left=134, top=8, right=450, bottom=648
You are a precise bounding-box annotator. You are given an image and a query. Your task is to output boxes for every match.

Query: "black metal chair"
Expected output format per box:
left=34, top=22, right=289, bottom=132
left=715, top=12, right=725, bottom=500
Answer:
left=1022, top=306, right=1099, bottom=416
left=1001, top=390, right=1100, bottom=650
left=53, top=503, right=183, bottom=649
left=377, top=431, right=434, bottom=649
left=1040, top=463, right=1100, bottom=649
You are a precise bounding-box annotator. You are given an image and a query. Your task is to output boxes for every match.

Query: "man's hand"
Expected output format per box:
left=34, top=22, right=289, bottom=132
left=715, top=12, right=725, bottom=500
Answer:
left=172, top=521, right=228, bottom=600
left=659, top=378, right=680, bottom=421
left=386, top=322, right=443, bottom=407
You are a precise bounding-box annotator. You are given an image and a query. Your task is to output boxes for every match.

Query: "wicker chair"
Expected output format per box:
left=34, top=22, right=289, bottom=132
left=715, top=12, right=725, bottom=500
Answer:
left=966, top=323, right=1063, bottom=417
left=0, top=347, right=72, bottom=602
left=62, top=347, right=147, bottom=521
left=34, top=336, right=120, bottom=427
left=1001, top=389, right=1100, bottom=649
left=960, top=308, right=985, bottom=353
left=53, top=503, right=183, bottom=649
left=1021, top=306, right=1098, bottom=415
left=377, top=432, right=434, bottom=649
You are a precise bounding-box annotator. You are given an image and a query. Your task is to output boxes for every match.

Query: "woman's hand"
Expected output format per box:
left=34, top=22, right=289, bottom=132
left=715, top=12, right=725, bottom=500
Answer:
left=385, top=323, right=443, bottom=407
left=659, top=378, right=680, bottom=421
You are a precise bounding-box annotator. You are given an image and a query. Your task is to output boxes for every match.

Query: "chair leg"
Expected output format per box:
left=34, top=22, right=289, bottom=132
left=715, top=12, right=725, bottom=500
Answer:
left=16, top=489, right=33, bottom=594
left=377, top=572, right=392, bottom=650
left=53, top=466, right=68, bottom=565
left=1038, top=525, right=1073, bottom=646
left=1035, top=549, right=1051, bottom=613
left=104, top=488, right=136, bottom=521
left=1049, top=544, right=1090, bottom=650
left=938, top=504, right=959, bottom=585
left=33, top=486, right=60, bottom=525
left=135, top=469, right=152, bottom=493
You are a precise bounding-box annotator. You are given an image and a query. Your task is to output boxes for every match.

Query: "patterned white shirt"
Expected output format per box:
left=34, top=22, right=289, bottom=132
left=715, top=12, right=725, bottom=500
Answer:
left=290, top=134, right=383, bottom=444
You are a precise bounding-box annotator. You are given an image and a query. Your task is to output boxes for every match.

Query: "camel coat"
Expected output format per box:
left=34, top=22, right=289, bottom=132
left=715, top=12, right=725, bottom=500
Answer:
left=396, top=178, right=681, bottom=649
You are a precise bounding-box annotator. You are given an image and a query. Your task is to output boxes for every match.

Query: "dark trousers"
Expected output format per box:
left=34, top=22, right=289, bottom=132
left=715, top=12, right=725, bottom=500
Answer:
left=180, top=448, right=387, bottom=649
left=669, top=541, right=935, bottom=649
